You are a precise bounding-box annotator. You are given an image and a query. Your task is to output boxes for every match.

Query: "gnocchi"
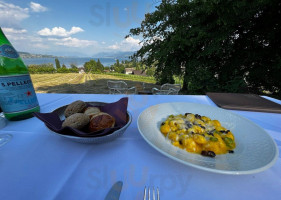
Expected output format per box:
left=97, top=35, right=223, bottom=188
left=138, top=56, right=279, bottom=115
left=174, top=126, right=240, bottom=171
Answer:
left=160, top=113, right=236, bottom=157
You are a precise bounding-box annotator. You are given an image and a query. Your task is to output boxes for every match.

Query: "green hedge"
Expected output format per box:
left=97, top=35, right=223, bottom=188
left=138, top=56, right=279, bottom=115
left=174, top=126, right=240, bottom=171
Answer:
left=28, top=63, right=56, bottom=74
left=28, top=63, right=78, bottom=74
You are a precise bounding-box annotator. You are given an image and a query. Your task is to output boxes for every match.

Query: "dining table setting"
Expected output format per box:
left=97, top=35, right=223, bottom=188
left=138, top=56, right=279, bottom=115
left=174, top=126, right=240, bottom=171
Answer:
left=0, top=93, right=281, bottom=200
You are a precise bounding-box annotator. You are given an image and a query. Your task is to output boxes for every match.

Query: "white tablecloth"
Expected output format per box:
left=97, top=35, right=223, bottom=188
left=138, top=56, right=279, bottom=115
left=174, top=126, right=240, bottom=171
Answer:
left=0, top=94, right=281, bottom=200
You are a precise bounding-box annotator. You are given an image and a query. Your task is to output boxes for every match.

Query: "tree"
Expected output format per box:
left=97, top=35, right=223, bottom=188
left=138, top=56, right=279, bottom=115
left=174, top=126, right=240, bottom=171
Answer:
left=96, top=59, right=104, bottom=72
left=57, top=64, right=69, bottom=73
left=146, top=67, right=155, bottom=76
left=127, top=0, right=281, bottom=98
left=132, top=58, right=137, bottom=69
left=70, top=64, right=79, bottom=73
left=84, top=59, right=97, bottom=73
left=111, top=59, right=123, bottom=73
left=116, top=59, right=120, bottom=68
left=55, top=58, right=61, bottom=70
left=28, top=63, right=56, bottom=74
left=70, top=64, right=77, bottom=69
left=119, top=64, right=125, bottom=73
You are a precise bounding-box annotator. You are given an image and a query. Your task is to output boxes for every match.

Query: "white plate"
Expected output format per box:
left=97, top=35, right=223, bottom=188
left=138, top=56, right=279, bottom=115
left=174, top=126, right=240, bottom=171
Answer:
left=137, top=102, right=278, bottom=175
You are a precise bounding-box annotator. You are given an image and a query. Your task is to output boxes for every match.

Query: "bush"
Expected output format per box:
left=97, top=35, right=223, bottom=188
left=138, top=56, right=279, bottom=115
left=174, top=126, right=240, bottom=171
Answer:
left=28, top=63, right=56, bottom=74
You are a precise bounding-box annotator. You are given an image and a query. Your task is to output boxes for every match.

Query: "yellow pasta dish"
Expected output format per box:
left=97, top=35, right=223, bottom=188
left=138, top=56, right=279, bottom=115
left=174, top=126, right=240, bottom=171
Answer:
left=160, top=113, right=236, bottom=157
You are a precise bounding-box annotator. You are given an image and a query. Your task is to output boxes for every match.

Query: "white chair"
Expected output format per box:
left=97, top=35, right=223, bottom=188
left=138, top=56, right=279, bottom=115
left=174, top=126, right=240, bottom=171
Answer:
left=107, top=80, right=137, bottom=94
left=152, top=83, right=181, bottom=95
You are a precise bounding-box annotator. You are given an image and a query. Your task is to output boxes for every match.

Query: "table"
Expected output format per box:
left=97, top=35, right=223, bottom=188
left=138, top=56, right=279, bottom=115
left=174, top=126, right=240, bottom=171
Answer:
left=0, top=94, right=280, bottom=200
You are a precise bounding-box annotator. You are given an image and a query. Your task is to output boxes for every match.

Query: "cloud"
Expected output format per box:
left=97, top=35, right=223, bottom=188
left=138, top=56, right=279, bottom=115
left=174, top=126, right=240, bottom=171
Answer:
left=108, top=44, right=119, bottom=50
left=3, top=31, right=42, bottom=43
left=32, top=43, right=49, bottom=49
left=2, top=27, right=27, bottom=34
left=38, top=26, right=84, bottom=37
left=1, top=27, right=28, bottom=42
left=0, top=1, right=48, bottom=27
left=30, top=2, right=47, bottom=12
left=48, top=37, right=97, bottom=48
left=108, top=36, right=141, bottom=51
left=0, top=1, right=29, bottom=26
left=124, top=36, right=141, bottom=45
left=1, top=28, right=45, bottom=51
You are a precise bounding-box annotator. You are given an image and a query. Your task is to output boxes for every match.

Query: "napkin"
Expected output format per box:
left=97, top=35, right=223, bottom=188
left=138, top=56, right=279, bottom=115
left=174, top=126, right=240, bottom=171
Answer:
left=206, top=92, right=281, bottom=113
left=33, top=97, right=128, bottom=137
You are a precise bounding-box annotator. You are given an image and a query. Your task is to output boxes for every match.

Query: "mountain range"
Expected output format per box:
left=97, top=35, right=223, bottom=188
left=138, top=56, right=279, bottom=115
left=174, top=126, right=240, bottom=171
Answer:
left=19, top=52, right=58, bottom=58
left=19, top=51, right=135, bottom=60
left=92, top=51, right=135, bottom=59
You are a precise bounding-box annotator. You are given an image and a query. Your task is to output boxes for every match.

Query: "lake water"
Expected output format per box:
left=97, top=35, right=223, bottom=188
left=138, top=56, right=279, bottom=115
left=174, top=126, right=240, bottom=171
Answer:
left=22, top=57, right=120, bottom=67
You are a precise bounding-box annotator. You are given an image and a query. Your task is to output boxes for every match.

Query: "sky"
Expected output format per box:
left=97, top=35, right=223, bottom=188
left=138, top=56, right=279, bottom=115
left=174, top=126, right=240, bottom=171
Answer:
left=0, top=0, right=158, bottom=56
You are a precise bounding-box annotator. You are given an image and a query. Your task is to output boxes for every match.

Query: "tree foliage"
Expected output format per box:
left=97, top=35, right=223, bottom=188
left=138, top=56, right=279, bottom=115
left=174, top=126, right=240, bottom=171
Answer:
left=110, top=59, right=125, bottom=73
left=127, top=0, right=281, bottom=98
left=96, top=59, right=104, bottom=72
left=55, top=58, right=61, bottom=69
left=57, top=64, right=68, bottom=73
left=28, top=63, right=78, bottom=74
left=28, top=63, right=56, bottom=74
left=84, top=59, right=96, bottom=73
left=84, top=59, right=104, bottom=73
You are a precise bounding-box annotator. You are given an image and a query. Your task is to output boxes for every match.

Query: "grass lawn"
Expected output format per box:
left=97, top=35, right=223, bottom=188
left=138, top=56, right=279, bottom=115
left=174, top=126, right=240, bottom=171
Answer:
left=30, top=73, right=160, bottom=94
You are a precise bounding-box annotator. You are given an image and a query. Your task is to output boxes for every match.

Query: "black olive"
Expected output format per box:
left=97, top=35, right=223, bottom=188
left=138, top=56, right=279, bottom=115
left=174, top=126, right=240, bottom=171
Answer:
left=220, top=130, right=227, bottom=133
left=201, top=151, right=208, bottom=156
left=161, top=122, right=165, bottom=126
left=195, top=114, right=201, bottom=119
left=201, top=150, right=216, bottom=157
left=185, top=122, right=192, bottom=128
left=228, top=150, right=234, bottom=153
left=179, top=140, right=183, bottom=145
left=198, top=124, right=205, bottom=129
left=207, top=132, right=214, bottom=136
left=185, top=113, right=191, bottom=116
left=226, top=130, right=230, bottom=133
left=207, top=151, right=216, bottom=157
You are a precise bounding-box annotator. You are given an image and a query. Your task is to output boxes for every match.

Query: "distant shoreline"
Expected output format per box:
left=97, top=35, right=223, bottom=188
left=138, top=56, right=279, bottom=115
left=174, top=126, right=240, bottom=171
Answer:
left=22, top=57, right=124, bottom=67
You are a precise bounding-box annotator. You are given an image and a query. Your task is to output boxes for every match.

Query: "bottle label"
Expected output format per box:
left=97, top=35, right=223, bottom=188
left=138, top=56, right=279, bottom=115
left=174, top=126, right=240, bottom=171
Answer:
left=0, top=74, right=39, bottom=114
left=0, top=44, right=19, bottom=59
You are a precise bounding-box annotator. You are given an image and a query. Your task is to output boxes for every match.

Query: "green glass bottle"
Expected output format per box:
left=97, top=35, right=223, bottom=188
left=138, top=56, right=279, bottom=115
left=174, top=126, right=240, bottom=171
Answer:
left=0, top=27, right=40, bottom=120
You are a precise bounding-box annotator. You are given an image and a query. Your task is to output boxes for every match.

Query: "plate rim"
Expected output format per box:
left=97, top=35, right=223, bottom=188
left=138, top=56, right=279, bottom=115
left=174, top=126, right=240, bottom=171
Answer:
left=137, top=102, right=279, bottom=175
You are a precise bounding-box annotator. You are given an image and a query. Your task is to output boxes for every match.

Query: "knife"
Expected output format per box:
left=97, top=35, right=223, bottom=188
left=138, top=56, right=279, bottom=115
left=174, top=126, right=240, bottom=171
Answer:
left=104, top=181, right=123, bottom=200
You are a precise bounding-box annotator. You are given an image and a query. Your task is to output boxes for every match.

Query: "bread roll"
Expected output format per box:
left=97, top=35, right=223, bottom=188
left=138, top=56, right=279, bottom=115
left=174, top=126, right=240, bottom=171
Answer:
left=64, top=100, right=87, bottom=118
left=88, top=112, right=115, bottom=132
left=62, top=113, right=90, bottom=129
left=84, top=107, right=101, bottom=118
